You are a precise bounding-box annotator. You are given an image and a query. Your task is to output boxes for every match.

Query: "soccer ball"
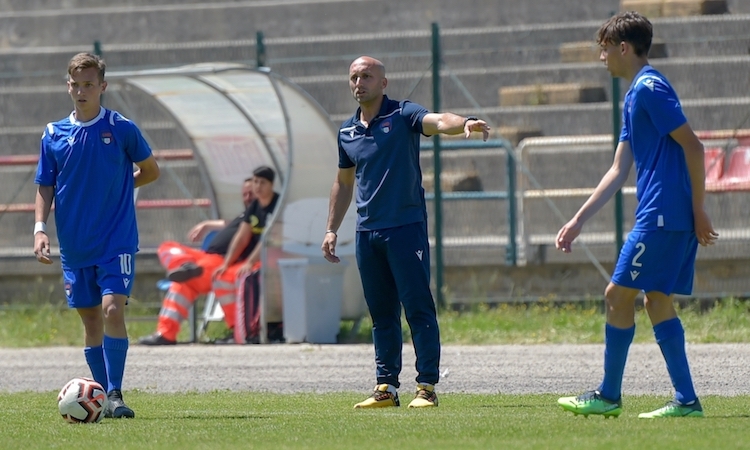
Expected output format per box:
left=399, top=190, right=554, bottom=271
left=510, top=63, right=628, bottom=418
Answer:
left=57, top=377, right=108, bottom=424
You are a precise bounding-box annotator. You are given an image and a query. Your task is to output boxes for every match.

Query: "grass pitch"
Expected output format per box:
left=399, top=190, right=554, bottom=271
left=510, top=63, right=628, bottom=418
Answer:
left=3, top=299, right=750, bottom=449
left=3, top=297, right=750, bottom=347
left=2, top=391, right=749, bottom=450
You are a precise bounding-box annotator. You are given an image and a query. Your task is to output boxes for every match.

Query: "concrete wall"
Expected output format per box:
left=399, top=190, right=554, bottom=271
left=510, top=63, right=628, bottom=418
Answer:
left=1, top=1, right=749, bottom=302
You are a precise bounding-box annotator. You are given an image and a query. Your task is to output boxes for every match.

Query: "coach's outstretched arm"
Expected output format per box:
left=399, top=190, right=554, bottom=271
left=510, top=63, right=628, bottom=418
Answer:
left=421, top=112, right=491, bottom=140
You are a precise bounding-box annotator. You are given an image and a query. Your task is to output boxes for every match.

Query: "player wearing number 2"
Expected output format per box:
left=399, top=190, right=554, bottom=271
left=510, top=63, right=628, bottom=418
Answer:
left=555, top=12, right=718, bottom=419
left=33, top=52, right=160, bottom=419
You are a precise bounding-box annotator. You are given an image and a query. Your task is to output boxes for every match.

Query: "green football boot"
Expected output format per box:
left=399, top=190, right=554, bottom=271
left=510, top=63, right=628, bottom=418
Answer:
left=558, top=390, right=622, bottom=418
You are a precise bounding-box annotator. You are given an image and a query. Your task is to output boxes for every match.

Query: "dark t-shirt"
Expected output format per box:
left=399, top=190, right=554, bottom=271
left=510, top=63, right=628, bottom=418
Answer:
left=205, top=214, right=250, bottom=259
left=242, top=192, right=279, bottom=251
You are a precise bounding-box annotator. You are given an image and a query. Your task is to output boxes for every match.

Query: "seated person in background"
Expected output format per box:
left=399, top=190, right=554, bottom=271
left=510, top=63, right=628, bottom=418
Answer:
left=213, top=166, right=280, bottom=344
left=138, top=175, right=257, bottom=345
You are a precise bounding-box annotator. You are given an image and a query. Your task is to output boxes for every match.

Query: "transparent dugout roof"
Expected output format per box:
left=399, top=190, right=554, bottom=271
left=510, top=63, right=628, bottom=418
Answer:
left=111, top=63, right=365, bottom=341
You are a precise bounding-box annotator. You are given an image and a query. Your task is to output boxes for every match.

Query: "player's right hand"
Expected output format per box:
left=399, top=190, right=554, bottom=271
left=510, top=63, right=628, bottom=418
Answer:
left=34, top=233, right=52, bottom=264
left=212, top=265, right=227, bottom=280
left=187, top=222, right=207, bottom=242
left=321, top=233, right=340, bottom=263
left=556, top=219, right=583, bottom=253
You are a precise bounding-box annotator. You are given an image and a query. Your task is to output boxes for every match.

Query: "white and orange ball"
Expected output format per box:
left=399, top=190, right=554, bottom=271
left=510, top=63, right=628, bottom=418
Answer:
left=57, top=377, right=108, bottom=424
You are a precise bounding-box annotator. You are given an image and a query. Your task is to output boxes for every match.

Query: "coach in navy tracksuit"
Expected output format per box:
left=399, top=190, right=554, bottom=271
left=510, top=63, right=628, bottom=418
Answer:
left=321, top=56, right=490, bottom=409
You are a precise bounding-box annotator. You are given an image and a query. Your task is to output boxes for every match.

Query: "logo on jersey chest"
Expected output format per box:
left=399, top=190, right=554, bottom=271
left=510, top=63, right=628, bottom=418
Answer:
left=64, top=282, right=72, bottom=298
left=381, top=120, right=391, bottom=134
left=101, top=132, right=112, bottom=145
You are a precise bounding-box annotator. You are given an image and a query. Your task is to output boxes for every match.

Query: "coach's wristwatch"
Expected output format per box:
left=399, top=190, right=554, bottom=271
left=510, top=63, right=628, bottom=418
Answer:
left=464, top=116, right=479, bottom=126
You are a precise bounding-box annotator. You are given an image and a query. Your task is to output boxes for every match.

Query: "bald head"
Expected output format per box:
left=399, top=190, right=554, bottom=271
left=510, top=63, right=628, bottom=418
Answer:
left=349, top=56, right=387, bottom=107
left=349, top=56, right=385, bottom=78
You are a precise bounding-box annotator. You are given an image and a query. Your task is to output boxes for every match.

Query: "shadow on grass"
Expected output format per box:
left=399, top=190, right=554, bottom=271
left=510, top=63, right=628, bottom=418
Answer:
left=136, top=414, right=274, bottom=421
left=475, top=403, right=546, bottom=409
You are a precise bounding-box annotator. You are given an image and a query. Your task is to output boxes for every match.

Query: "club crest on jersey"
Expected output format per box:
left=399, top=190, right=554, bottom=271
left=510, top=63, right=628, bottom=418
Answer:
left=101, top=132, right=112, bottom=145
left=64, top=282, right=72, bottom=298
left=381, top=120, right=391, bottom=134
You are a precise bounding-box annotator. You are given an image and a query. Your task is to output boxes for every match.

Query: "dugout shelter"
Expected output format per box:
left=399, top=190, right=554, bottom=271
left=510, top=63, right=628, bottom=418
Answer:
left=107, top=62, right=364, bottom=343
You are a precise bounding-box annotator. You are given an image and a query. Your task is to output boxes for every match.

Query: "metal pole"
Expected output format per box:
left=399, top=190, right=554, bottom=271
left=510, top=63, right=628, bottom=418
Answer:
left=93, top=41, right=104, bottom=106
left=612, top=77, right=624, bottom=254
left=256, top=31, right=266, bottom=68
left=506, top=146, right=517, bottom=265
left=430, top=22, right=445, bottom=310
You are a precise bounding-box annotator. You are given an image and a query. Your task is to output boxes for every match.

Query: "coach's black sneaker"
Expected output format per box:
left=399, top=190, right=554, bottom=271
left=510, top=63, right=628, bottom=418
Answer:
left=137, top=332, right=176, bottom=346
left=167, top=262, right=203, bottom=282
left=105, top=390, right=135, bottom=419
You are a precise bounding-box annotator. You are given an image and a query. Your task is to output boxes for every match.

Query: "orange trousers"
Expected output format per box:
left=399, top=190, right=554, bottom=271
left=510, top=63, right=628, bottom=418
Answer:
left=155, top=241, right=243, bottom=341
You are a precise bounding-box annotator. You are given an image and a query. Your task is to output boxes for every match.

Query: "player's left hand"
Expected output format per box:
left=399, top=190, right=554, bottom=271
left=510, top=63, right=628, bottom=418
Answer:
left=464, top=119, right=491, bottom=141
left=34, top=233, right=52, bottom=264
left=694, top=207, right=719, bottom=246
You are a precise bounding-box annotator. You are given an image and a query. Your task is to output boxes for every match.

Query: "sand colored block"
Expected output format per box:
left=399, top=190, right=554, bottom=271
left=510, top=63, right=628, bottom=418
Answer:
left=499, top=83, right=606, bottom=106
left=621, top=0, right=663, bottom=18
left=662, top=0, right=728, bottom=16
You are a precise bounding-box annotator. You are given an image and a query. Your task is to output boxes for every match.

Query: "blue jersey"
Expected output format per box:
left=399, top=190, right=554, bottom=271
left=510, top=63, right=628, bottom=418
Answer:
left=620, top=65, right=693, bottom=231
left=338, top=96, right=429, bottom=231
left=35, top=107, right=153, bottom=268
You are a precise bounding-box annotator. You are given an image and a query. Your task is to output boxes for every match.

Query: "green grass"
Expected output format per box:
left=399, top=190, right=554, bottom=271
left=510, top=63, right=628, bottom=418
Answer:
left=3, top=299, right=750, bottom=449
left=2, top=391, right=749, bottom=450
left=2, top=297, right=750, bottom=347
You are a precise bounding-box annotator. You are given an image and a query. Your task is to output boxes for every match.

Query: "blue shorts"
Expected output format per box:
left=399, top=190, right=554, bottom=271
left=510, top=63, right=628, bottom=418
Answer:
left=62, top=253, right=135, bottom=309
left=611, top=229, right=697, bottom=295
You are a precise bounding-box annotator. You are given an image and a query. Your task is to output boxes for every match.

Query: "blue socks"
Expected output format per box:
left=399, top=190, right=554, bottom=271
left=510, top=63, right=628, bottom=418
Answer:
left=654, top=317, right=697, bottom=404
left=598, top=323, right=635, bottom=402
left=103, top=335, right=129, bottom=393
left=84, top=345, right=107, bottom=389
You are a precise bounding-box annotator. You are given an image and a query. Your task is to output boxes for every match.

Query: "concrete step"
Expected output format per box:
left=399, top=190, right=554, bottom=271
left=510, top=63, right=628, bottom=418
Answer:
left=0, top=124, right=189, bottom=156
left=326, top=98, right=747, bottom=138
left=521, top=181, right=749, bottom=235
left=299, top=55, right=750, bottom=115
left=9, top=94, right=741, bottom=149
left=1, top=13, right=748, bottom=80
left=0, top=0, right=624, bottom=48
left=419, top=149, right=510, bottom=193
left=0, top=160, right=212, bottom=248
left=467, top=98, right=750, bottom=138
left=0, top=160, right=206, bottom=202
left=0, top=204, right=213, bottom=249
left=2, top=94, right=745, bottom=148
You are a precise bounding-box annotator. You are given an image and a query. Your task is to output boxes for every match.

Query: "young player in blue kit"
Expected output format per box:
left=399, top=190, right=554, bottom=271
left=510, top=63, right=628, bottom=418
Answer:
left=34, top=52, right=160, bottom=418
left=555, top=12, right=718, bottom=418
left=321, top=56, right=490, bottom=408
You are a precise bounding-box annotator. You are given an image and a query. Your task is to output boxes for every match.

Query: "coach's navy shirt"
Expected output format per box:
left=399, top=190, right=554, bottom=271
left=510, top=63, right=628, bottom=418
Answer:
left=338, top=96, right=429, bottom=231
